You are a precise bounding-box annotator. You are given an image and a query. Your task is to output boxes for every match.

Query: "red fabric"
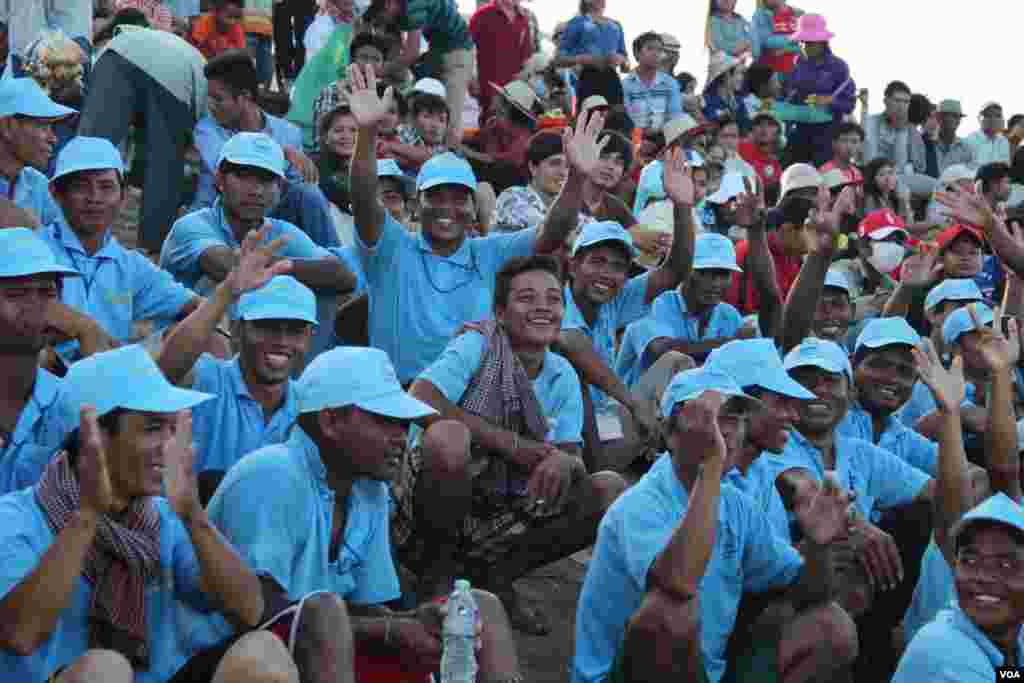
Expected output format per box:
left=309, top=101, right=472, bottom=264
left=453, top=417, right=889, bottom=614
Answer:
left=477, top=116, right=532, bottom=171
left=469, top=2, right=534, bottom=116
left=936, top=224, right=985, bottom=251
left=727, top=232, right=802, bottom=315
left=189, top=13, right=246, bottom=60
left=758, top=5, right=800, bottom=74
left=738, top=140, right=783, bottom=193
left=819, top=161, right=863, bottom=186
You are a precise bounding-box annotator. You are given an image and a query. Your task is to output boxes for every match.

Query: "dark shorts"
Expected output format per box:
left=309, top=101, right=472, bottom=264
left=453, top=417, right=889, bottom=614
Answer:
left=608, top=639, right=710, bottom=683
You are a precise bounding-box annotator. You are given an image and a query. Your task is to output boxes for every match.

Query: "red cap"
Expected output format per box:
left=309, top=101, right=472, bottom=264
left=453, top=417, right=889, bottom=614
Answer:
left=936, top=223, right=985, bottom=251
left=857, top=209, right=908, bottom=241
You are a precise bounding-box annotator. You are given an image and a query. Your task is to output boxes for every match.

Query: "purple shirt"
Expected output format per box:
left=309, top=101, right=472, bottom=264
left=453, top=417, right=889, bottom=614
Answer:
left=784, top=48, right=856, bottom=117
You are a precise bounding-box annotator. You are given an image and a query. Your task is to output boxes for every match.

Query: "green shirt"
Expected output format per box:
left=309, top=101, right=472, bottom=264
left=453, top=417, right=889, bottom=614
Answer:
left=398, top=0, right=473, bottom=54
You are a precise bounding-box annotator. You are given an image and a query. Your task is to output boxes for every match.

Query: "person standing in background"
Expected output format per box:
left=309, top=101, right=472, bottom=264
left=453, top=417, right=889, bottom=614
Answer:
left=752, top=0, right=802, bottom=76
left=705, top=0, right=754, bottom=59
left=469, top=0, right=536, bottom=119
left=242, top=0, right=275, bottom=87
left=553, top=0, right=629, bottom=107
left=274, top=0, right=318, bottom=83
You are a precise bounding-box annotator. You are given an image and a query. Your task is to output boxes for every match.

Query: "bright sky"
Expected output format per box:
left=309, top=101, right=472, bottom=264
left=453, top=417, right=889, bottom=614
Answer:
left=456, top=0, right=1020, bottom=136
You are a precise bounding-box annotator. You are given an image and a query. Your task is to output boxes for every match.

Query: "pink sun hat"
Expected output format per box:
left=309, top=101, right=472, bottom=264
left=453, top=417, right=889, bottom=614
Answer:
left=790, top=14, right=835, bottom=42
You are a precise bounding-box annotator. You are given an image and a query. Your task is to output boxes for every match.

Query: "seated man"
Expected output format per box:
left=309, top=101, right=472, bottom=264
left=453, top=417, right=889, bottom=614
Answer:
left=0, top=229, right=79, bottom=493
left=406, top=255, right=627, bottom=632
left=573, top=366, right=857, bottom=683
left=492, top=130, right=579, bottom=234
left=0, top=344, right=288, bottom=682
left=203, top=347, right=524, bottom=682
left=39, top=137, right=200, bottom=366
left=195, top=50, right=338, bottom=249
left=156, top=226, right=312, bottom=476
left=893, top=493, right=1024, bottom=683
left=0, top=78, right=75, bottom=226
left=160, top=132, right=356, bottom=363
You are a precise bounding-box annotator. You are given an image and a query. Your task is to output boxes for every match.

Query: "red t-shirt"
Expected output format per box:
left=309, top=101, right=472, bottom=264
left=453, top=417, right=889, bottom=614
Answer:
left=727, top=231, right=803, bottom=315
left=469, top=3, right=534, bottom=116
left=738, top=140, right=783, bottom=194
left=759, top=5, right=800, bottom=74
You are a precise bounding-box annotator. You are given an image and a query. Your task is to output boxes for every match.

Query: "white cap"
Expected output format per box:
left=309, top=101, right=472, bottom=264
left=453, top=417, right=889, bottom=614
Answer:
left=779, top=163, right=822, bottom=199
left=413, top=78, right=447, bottom=98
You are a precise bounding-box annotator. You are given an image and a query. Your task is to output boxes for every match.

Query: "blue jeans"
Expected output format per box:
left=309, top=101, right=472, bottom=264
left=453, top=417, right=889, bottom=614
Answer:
left=246, top=34, right=273, bottom=86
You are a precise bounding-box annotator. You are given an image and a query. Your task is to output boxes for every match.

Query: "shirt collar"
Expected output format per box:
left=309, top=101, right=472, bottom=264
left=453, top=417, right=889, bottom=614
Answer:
left=415, top=230, right=474, bottom=267
left=229, top=355, right=299, bottom=411
left=11, top=368, right=63, bottom=446
left=52, top=213, right=115, bottom=258
left=291, top=425, right=328, bottom=485
left=949, top=605, right=1024, bottom=669
left=212, top=198, right=242, bottom=247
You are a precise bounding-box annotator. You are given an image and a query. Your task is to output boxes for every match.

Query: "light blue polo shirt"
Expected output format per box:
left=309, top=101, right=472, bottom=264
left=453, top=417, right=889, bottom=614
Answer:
left=189, top=355, right=300, bottom=473
left=903, top=538, right=954, bottom=643
left=39, top=219, right=196, bottom=357
left=614, top=318, right=663, bottom=389
left=572, top=454, right=803, bottom=683
left=0, top=166, right=61, bottom=226
left=357, top=213, right=536, bottom=384
left=562, top=273, right=651, bottom=410
left=192, top=114, right=305, bottom=209
left=837, top=403, right=939, bottom=477
left=759, top=430, right=931, bottom=535
left=893, top=606, right=1024, bottom=683
left=897, top=380, right=978, bottom=429
left=206, top=426, right=399, bottom=607
left=0, top=491, right=209, bottom=682
left=0, top=368, right=72, bottom=494
left=160, top=200, right=333, bottom=295
left=418, top=331, right=583, bottom=444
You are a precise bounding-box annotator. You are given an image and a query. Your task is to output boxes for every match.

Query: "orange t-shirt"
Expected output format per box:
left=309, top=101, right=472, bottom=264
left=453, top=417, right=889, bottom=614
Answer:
left=189, top=13, right=246, bottom=59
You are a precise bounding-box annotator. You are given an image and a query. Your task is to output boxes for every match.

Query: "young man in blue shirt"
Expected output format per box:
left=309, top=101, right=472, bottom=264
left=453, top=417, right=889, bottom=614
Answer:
left=202, top=347, right=524, bottom=682
left=0, top=77, right=75, bottom=226
left=39, top=136, right=202, bottom=366
left=345, top=63, right=582, bottom=385
left=0, top=228, right=79, bottom=493
left=161, top=132, right=355, bottom=363
left=573, top=366, right=856, bottom=683
left=0, top=345, right=287, bottom=683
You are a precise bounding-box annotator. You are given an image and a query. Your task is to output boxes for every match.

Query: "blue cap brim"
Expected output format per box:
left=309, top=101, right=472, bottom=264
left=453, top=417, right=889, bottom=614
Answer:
left=417, top=177, right=477, bottom=192
left=238, top=305, right=319, bottom=326
left=17, top=101, right=76, bottom=120
left=220, top=157, right=286, bottom=179
left=785, top=356, right=849, bottom=377
left=757, top=372, right=816, bottom=400
left=358, top=391, right=437, bottom=420
left=122, top=385, right=215, bottom=414
left=694, top=261, right=743, bottom=273
left=573, top=236, right=640, bottom=258
left=2, top=263, right=80, bottom=278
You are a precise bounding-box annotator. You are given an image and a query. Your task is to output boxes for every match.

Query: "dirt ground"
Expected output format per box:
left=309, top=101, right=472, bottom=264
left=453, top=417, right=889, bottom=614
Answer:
left=113, top=188, right=591, bottom=682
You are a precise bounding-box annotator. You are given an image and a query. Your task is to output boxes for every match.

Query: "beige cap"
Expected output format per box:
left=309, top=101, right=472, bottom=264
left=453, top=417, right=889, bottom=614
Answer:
left=579, top=94, right=610, bottom=115
left=491, top=80, right=538, bottom=118
left=779, top=163, right=822, bottom=199
left=663, top=114, right=709, bottom=149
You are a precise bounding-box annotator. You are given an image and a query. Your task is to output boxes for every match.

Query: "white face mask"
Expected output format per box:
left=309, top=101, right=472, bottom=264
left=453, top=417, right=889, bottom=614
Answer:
left=868, top=241, right=905, bottom=273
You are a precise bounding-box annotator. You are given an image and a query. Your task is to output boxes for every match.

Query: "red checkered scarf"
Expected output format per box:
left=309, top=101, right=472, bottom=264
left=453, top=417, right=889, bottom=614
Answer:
left=460, top=320, right=549, bottom=443
left=34, top=452, right=161, bottom=669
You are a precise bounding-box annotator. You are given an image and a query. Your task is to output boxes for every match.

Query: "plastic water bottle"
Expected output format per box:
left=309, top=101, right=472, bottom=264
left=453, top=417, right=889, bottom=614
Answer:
left=440, top=579, right=478, bottom=683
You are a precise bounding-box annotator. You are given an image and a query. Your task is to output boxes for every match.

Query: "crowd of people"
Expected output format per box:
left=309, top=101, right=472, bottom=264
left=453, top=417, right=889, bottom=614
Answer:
left=1, top=0, right=1024, bottom=682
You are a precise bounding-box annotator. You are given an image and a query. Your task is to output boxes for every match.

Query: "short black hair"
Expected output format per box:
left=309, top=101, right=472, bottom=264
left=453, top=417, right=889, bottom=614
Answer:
left=743, top=64, right=775, bottom=97
left=908, top=94, right=934, bottom=127
left=778, top=193, right=816, bottom=227
left=410, top=92, right=449, bottom=120
left=494, top=255, right=564, bottom=309
left=977, top=161, right=1011, bottom=194
left=350, top=31, right=395, bottom=60
left=598, top=129, right=634, bottom=171
left=204, top=49, right=259, bottom=98
left=632, top=31, right=663, bottom=60
left=525, top=130, right=563, bottom=167
left=833, top=121, right=864, bottom=142
left=94, top=8, right=149, bottom=44
left=751, top=112, right=781, bottom=130
left=1010, top=114, right=1024, bottom=130
left=603, top=107, right=635, bottom=139
left=884, top=80, right=911, bottom=98
left=675, top=72, right=696, bottom=93
left=212, top=0, right=243, bottom=9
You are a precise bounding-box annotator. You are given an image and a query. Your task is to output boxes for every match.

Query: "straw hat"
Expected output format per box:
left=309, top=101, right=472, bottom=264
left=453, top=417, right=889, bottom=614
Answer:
left=706, top=51, right=741, bottom=86
left=491, top=80, right=538, bottom=119
left=663, top=114, right=709, bottom=149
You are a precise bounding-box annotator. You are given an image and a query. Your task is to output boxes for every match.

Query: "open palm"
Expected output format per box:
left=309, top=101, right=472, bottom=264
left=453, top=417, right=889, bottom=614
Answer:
left=913, top=340, right=966, bottom=415
left=662, top=148, right=696, bottom=207
left=227, top=225, right=293, bottom=298
left=346, top=63, right=394, bottom=128
left=562, top=110, right=608, bottom=178
left=164, top=411, right=200, bottom=521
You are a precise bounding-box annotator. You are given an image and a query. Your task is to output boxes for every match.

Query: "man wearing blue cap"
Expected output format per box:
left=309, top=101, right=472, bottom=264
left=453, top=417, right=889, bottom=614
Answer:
left=574, top=366, right=857, bottom=683
left=155, top=226, right=308, bottom=478
left=0, top=345, right=287, bottom=682
left=194, top=50, right=339, bottom=250
left=161, top=132, right=356, bottom=362
left=894, top=493, right=1024, bottom=683
left=36, top=136, right=202, bottom=366
left=0, top=228, right=80, bottom=494
left=202, top=346, right=524, bottom=682
left=346, top=63, right=584, bottom=385
left=0, top=78, right=75, bottom=226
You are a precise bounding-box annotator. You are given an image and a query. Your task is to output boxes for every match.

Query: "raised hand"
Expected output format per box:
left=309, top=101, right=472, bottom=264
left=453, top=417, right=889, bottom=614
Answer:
left=164, top=410, right=201, bottom=523
left=800, top=185, right=846, bottom=254
left=934, top=187, right=993, bottom=231
left=898, top=244, right=942, bottom=288
left=78, top=406, right=117, bottom=517
left=562, top=109, right=609, bottom=178
left=662, top=147, right=696, bottom=208
left=912, top=339, right=966, bottom=415
left=225, top=223, right=293, bottom=299
left=734, top=176, right=765, bottom=228
left=347, top=63, right=395, bottom=129
left=675, top=390, right=728, bottom=466
left=967, top=303, right=1020, bottom=372
left=796, top=471, right=856, bottom=546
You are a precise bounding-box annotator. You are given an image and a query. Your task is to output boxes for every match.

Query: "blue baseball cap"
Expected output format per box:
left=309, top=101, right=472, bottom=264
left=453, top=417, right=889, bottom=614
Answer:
left=943, top=302, right=994, bottom=348
left=0, top=77, right=76, bottom=119
left=952, top=493, right=1024, bottom=550
left=297, top=347, right=437, bottom=420
left=571, top=221, right=640, bottom=258
left=377, top=158, right=415, bottom=195
left=783, top=338, right=853, bottom=379
left=854, top=317, right=921, bottom=355
left=416, top=152, right=478, bottom=193
left=925, top=278, right=984, bottom=313
left=694, top=233, right=742, bottom=272
left=218, top=132, right=286, bottom=178
left=0, top=228, right=80, bottom=278
left=234, top=275, right=318, bottom=325
left=706, top=339, right=816, bottom=400
left=824, top=269, right=851, bottom=293
left=660, top=367, right=759, bottom=419
left=51, top=136, right=124, bottom=183
left=60, top=345, right=213, bottom=430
